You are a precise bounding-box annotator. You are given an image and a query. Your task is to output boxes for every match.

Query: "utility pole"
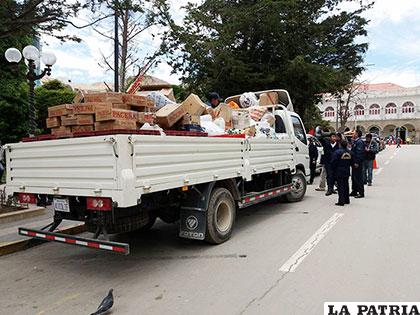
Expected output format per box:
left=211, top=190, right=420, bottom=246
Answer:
left=114, top=4, right=119, bottom=92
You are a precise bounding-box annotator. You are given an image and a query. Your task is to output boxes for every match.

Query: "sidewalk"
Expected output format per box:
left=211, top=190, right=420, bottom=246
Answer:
left=0, top=206, right=79, bottom=242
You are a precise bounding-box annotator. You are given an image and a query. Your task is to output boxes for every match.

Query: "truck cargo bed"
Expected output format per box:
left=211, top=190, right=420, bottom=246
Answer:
left=5, top=134, right=294, bottom=208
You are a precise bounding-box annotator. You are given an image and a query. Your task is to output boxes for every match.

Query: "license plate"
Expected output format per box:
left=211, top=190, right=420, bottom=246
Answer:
left=53, top=198, right=70, bottom=212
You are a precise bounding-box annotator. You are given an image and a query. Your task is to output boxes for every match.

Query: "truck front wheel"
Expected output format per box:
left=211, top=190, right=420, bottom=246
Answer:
left=286, top=170, right=307, bottom=202
left=205, top=188, right=236, bottom=244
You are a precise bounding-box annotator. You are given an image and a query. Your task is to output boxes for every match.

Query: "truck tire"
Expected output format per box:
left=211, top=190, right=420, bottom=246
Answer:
left=205, top=188, right=236, bottom=244
left=286, top=170, right=307, bottom=202
left=139, top=215, right=157, bottom=232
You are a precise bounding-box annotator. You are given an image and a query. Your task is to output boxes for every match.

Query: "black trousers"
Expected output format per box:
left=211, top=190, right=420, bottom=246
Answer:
left=351, top=165, right=365, bottom=196
left=325, top=162, right=335, bottom=192
left=336, top=176, right=350, bottom=205
left=309, top=162, right=316, bottom=183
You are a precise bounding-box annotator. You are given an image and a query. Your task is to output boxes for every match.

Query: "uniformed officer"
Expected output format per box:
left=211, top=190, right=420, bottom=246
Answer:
left=331, top=139, right=353, bottom=206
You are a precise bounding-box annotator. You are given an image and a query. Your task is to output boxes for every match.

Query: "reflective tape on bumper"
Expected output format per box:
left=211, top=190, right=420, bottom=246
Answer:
left=19, top=228, right=129, bottom=255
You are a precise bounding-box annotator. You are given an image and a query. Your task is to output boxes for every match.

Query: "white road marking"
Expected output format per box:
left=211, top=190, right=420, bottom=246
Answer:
left=384, top=160, right=390, bottom=165
left=279, top=213, right=344, bottom=273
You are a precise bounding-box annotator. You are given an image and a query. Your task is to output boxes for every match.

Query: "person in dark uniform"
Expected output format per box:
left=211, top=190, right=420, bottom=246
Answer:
left=308, top=137, right=318, bottom=184
left=317, top=130, right=339, bottom=196
left=350, top=129, right=365, bottom=198
left=331, top=139, right=353, bottom=206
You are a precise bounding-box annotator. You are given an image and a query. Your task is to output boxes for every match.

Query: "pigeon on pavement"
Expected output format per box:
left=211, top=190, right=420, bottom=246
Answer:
left=91, top=289, right=114, bottom=315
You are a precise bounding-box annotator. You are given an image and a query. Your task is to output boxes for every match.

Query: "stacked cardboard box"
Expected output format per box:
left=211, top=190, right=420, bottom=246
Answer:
left=45, top=91, right=280, bottom=137
left=46, top=92, right=157, bottom=135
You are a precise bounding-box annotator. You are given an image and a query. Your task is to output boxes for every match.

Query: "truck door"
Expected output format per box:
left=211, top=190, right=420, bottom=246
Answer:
left=289, top=114, right=310, bottom=176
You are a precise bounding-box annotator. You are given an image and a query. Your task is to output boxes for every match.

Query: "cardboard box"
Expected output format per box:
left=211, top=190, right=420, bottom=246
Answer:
left=72, top=102, right=102, bottom=114
left=248, top=106, right=267, bottom=121
left=46, top=117, right=60, bottom=128
left=73, top=90, right=84, bottom=104
left=51, top=126, right=72, bottom=136
left=259, top=92, right=279, bottom=106
left=95, top=107, right=138, bottom=122
left=84, top=92, right=123, bottom=103
left=95, top=120, right=137, bottom=131
left=48, top=104, right=73, bottom=117
left=137, top=112, right=154, bottom=125
left=75, top=114, right=94, bottom=125
left=191, top=115, right=201, bottom=125
left=112, top=103, right=131, bottom=110
left=181, top=113, right=192, bottom=125
left=72, top=125, right=94, bottom=133
left=123, top=94, right=151, bottom=107
left=214, top=103, right=233, bottom=129
left=232, top=110, right=251, bottom=129
left=181, top=94, right=207, bottom=116
left=155, top=103, right=186, bottom=128
left=61, top=115, right=78, bottom=126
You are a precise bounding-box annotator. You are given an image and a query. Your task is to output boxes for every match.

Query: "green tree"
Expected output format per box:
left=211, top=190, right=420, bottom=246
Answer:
left=0, top=0, right=112, bottom=41
left=35, top=80, right=76, bottom=133
left=0, top=36, right=31, bottom=144
left=158, top=0, right=373, bottom=126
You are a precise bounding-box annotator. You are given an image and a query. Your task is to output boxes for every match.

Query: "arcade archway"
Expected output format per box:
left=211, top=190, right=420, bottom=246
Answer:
left=383, top=124, right=397, bottom=138
left=368, top=125, right=381, bottom=136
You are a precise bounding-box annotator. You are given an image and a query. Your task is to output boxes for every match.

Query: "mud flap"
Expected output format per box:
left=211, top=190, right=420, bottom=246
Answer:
left=179, top=207, right=206, bottom=240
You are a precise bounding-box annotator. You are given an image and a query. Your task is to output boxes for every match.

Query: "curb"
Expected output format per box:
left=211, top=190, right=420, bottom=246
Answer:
left=0, top=224, right=86, bottom=257
left=0, top=207, right=46, bottom=224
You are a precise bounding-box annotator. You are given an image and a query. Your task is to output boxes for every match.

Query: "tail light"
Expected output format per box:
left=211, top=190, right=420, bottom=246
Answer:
left=86, top=197, right=112, bottom=211
left=18, top=193, right=37, bottom=204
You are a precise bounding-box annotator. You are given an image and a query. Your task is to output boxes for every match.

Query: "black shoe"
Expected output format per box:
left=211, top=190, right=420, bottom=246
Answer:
left=332, top=191, right=337, bottom=194
left=345, top=201, right=350, bottom=204
left=355, top=195, right=365, bottom=199
left=349, top=192, right=357, bottom=197
left=325, top=191, right=333, bottom=196
left=335, top=203, right=344, bottom=206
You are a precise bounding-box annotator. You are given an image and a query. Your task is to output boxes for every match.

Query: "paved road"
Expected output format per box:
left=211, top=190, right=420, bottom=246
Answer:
left=0, top=145, right=417, bottom=315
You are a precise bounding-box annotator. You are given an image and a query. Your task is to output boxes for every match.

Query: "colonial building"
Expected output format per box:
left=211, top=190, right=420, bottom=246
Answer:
left=317, top=83, right=420, bottom=143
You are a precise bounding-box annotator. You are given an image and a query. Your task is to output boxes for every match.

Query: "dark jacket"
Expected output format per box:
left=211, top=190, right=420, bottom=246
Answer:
left=318, top=137, right=339, bottom=165
left=364, top=140, right=379, bottom=160
left=351, top=137, right=365, bottom=164
left=331, top=148, right=353, bottom=178
left=309, top=143, right=318, bottom=163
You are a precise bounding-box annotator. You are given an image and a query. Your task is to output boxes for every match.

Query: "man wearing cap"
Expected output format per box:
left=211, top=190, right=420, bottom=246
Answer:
left=207, top=92, right=222, bottom=108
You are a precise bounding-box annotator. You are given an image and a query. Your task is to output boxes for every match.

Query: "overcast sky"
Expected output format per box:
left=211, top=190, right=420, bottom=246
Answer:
left=42, top=0, right=420, bottom=88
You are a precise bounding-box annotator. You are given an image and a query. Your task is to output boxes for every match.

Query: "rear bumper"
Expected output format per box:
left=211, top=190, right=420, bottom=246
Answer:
left=5, top=185, right=138, bottom=208
left=19, top=227, right=130, bottom=255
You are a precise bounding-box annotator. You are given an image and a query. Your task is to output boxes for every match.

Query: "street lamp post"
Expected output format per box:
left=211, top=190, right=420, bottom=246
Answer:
left=4, top=45, right=57, bottom=137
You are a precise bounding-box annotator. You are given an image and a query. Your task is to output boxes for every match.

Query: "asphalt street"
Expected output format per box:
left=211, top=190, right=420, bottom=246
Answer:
left=0, top=145, right=417, bottom=315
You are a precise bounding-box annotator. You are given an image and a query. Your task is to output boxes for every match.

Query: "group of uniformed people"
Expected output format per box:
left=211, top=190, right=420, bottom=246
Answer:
left=309, top=128, right=379, bottom=206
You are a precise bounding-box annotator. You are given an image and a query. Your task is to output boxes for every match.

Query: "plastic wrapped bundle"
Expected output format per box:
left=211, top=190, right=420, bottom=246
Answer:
left=239, top=92, right=258, bottom=108
left=147, top=91, right=175, bottom=108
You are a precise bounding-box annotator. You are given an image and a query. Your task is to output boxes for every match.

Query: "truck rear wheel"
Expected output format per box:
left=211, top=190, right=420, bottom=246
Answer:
left=286, top=170, right=307, bottom=202
left=205, top=188, right=236, bottom=244
left=139, top=215, right=156, bottom=232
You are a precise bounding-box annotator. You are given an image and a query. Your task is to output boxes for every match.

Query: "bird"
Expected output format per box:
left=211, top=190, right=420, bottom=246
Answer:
left=91, top=289, right=114, bottom=315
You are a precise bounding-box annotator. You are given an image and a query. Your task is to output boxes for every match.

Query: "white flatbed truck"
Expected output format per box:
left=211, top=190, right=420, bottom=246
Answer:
left=5, top=90, right=310, bottom=254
